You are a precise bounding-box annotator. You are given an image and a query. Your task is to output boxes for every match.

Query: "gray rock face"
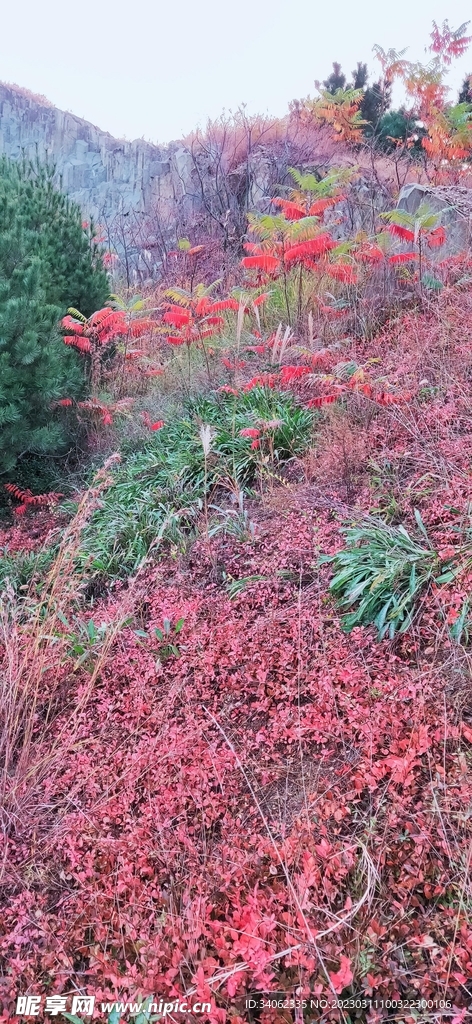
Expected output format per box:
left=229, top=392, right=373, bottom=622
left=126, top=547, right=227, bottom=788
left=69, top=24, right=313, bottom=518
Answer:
left=0, top=82, right=187, bottom=221
left=397, top=182, right=472, bottom=254
left=4, top=82, right=469, bottom=281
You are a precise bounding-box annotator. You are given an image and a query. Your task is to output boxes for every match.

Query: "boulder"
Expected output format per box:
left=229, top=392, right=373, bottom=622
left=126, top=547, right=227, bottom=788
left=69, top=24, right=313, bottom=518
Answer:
left=397, top=182, right=472, bottom=255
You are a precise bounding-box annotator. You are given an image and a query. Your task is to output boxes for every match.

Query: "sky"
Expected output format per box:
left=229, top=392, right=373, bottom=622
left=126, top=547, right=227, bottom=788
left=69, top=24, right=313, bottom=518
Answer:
left=1, top=0, right=471, bottom=145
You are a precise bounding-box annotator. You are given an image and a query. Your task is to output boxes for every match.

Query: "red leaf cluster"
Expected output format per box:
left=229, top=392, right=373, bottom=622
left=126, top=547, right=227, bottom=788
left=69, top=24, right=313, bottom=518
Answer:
left=239, top=427, right=261, bottom=439
left=62, top=309, right=156, bottom=353
left=4, top=483, right=63, bottom=515
left=161, top=296, right=231, bottom=347
left=241, top=254, right=280, bottom=273
left=306, top=394, right=337, bottom=407
left=279, top=365, right=312, bottom=384
left=284, top=234, right=335, bottom=265
left=386, top=223, right=415, bottom=243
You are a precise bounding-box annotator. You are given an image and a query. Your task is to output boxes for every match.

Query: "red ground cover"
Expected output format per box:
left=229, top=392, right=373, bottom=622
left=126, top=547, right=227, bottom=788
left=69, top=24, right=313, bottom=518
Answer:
left=2, top=287, right=472, bottom=1019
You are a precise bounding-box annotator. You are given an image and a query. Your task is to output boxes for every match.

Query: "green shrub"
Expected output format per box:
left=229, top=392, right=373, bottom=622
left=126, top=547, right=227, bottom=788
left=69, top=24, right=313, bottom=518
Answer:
left=322, top=512, right=460, bottom=639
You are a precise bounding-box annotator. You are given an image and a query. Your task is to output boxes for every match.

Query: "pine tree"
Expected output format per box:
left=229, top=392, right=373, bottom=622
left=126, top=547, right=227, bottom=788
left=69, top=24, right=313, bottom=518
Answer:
left=0, top=162, right=101, bottom=476
left=319, top=61, right=392, bottom=136
left=458, top=73, right=472, bottom=102
left=322, top=63, right=347, bottom=93
left=375, top=108, right=418, bottom=151
left=1, top=159, right=109, bottom=317
left=351, top=62, right=368, bottom=89
left=361, top=80, right=392, bottom=133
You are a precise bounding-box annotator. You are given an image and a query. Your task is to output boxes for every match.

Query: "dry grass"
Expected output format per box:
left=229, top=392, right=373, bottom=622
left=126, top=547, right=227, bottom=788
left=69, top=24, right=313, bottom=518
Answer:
left=301, top=409, right=370, bottom=504
left=0, top=455, right=140, bottom=888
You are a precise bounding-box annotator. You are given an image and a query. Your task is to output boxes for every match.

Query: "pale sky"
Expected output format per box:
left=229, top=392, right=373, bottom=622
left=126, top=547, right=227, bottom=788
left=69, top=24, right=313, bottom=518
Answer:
left=1, top=0, right=471, bottom=144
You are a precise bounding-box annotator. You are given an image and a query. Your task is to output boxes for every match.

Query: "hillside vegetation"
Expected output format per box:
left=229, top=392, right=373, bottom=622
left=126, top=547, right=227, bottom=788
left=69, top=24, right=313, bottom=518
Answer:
left=1, top=18, right=472, bottom=1023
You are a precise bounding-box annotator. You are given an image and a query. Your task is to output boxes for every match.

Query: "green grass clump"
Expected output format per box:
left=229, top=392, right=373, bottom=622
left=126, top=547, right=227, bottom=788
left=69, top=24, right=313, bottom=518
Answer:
left=79, top=387, right=314, bottom=579
left=322, top=512, right=460, bottom=639
left=0, top=546, right=57, bottom=594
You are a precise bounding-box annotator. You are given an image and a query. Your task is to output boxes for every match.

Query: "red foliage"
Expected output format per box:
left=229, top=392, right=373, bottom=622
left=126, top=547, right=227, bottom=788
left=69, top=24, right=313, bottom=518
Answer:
left=241, top=254, right=280, bottom=273
left=4, top=483, right=63, bottom=515
left=61, top=316, right=85, bottom=334
left=205, top=298, right=240, bottom=313
left=245, top=344, right=267, bottom=354
left=428, top=226, right=447, bottom=248
left=142, top=367, right=164, bottom=377
left=3, top=486, right=472, bottom=1011
left=218, top=385, right=240, bottom=395
left=243, top=241, right=264, bottom=255
left=270, top=198, right=306, bottom=220
left=129, top=320, right=156, bottom=338
left=329, top=955, right=354, bottom=994
left=356, top=244, right=385, bottom=263
left=270, top=195, right=344, bottom=221
left=222, top=357, right=246, bottom=370
left=163, top=307, right=191, bottom=328
left=77, top=400, right=116, bottom=426
left=243, top=374, right=279, bottom=390
left=161, top=296, right=230, bottom=347
left=315, top=298, right=349, bottom=318
left=308, top=195, right=345, bottom=216
left=388, top=252, right=418, bottom=264
left=4, top=188, right=472, bottom=1020
left=63, top=334, right=92, bottom=353
left=62, top=308, right=156, bottom=355
left=315, top=262, right=358, bottom=283
left=430, top=18, right=472, bottom=63
left=239, top=427, right=261, bottom=439
left=252, top=293, right=270, bottom=308
left=284, top=234, right=335, bottom=265
left=386, top=223, right=415, bottom=243
left=279, top=365, right=312, bottom=384
left=376, top=390, right=412, bottom=405
left=305, top=394, right=338, bottom=407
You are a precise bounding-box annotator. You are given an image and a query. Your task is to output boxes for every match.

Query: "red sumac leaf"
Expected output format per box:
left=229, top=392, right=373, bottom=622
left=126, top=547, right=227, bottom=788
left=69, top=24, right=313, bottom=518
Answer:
left=242, top=255, right=280, bottom=272
left=306, top=394, right=337, bottom=407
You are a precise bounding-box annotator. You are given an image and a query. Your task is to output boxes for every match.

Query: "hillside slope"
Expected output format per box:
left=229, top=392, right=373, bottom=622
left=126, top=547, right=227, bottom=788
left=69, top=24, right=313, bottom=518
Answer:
left=2, top=279, right=472, bottom=1016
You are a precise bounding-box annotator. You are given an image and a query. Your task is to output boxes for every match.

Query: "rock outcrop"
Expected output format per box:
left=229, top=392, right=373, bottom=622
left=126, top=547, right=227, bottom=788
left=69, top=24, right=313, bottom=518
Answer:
left=4, top=81, right=469, bottom=283
left=0, top=81, right=192, bottom=221
left=397, top=182, right=472, bottom=254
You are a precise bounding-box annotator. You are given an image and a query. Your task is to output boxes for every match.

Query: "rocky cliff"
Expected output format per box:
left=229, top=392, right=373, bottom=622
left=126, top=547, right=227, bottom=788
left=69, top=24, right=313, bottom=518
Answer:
left=0, top=83, right=343, bottom=230
left=3, top=82, right=469, bottom=284
left=0, top=82, right=195, bottom=222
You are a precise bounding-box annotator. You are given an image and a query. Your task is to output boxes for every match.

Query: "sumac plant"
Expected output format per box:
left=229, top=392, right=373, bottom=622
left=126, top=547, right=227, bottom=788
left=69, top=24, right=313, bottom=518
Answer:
left=242, top=212, right=337, bottom=326
left=241, top=170, right=362, bottom=325
left=62, top=305, right=155, bottom=390
left=4, top=483, right=63, bottom=516
left=380, top=203, right=447, bottom=291
left=160, top=282, right=239, bottom=382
